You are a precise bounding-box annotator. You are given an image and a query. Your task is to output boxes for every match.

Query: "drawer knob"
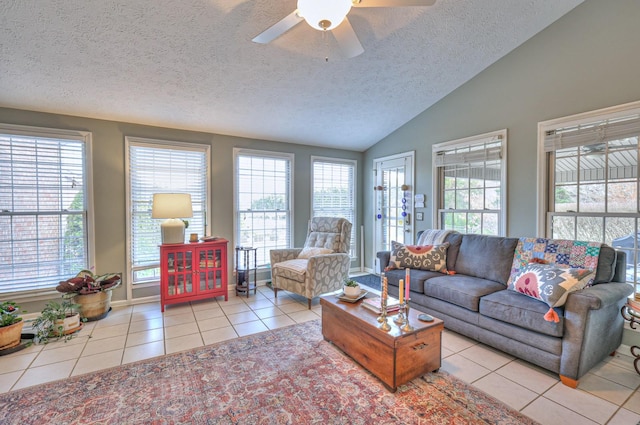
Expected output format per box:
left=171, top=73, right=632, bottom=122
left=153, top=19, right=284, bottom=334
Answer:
left=413, top=343, right=429, bottom=350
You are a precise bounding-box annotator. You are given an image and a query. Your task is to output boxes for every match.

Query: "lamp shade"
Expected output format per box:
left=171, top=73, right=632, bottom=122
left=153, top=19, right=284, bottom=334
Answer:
left=151, top=193, right=193, bottom=219
left=152, top=193, right=193, bottom=244
left=297, top=0, right=352, bottom=31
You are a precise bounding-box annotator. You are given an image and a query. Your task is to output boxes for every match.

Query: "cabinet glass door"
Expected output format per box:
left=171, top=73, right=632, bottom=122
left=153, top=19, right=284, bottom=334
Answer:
left=199, top=248, right=222, bottom=291
left=167, top=251, right=194, bottom=296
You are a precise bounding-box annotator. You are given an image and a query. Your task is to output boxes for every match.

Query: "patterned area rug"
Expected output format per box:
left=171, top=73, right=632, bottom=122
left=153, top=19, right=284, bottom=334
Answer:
left=350, top=273, right=381, bottom=290
left=0, top=320, right=538, bottom=425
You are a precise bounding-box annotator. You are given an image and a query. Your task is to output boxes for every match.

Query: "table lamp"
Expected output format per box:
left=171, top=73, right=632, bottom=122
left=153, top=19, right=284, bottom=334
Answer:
left=152, top=193, right=193, bottom=244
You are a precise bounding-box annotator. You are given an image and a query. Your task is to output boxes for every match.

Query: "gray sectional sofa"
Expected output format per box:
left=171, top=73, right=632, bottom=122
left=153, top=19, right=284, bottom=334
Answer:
left=377, top=231, right=634, bottom=387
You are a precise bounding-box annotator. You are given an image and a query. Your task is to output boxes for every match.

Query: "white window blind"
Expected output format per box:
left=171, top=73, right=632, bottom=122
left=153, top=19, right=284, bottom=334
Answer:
left=433, top=130, right=506, bottom=236
left=234, top=149, right=293, bottom=267
left=311, top=157, right=356, bottom=257
left=127, top=138, right=209, bottom=285
left=544, top=115, right=640, bottom=152
left=0, top=126, right=91, bottom=295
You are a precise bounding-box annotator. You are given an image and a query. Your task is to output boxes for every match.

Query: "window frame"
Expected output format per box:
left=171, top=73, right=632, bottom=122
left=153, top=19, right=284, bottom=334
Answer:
left=310, top=156, right=357, bottom=258
left=432, top=129, right=507, bottom=236
left=0, top=123, right=95, bottom=300
left=233, top=148, right=294, bottom=269
left=537, top=100, right=640, bottom=296
left=537, top=100, right=640, bottom=233
left=125, top=136, right=210, bottom=296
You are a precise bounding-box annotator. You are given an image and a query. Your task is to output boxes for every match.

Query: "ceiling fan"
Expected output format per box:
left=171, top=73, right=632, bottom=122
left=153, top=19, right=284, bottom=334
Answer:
left=252, top=0, right=436, bottom=58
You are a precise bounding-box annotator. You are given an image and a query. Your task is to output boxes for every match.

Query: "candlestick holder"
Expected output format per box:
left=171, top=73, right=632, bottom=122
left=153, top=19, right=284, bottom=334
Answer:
left=378, top=297, right=391, bottom=332
left=394, top=301, right=407, bottom=325
left=401, top=299, right=414, bottom=332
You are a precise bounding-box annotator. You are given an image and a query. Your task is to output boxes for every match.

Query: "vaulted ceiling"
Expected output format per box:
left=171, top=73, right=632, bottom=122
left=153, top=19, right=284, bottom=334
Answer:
left=0, top=0, right=583, bottom=151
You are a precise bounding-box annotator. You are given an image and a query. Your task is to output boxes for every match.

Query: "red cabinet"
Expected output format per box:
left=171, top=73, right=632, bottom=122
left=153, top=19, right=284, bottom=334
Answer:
left=159, top=239, right=228, bottom=312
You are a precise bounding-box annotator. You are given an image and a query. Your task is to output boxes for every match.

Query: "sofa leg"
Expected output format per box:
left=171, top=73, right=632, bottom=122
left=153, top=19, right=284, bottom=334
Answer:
left=308, top=298, right=312, bottom=309
left=610, top=350, right=616, bottom=356
left=274, top=288, right=278, bottom=298
left=559, top=375, right=578, bottom=388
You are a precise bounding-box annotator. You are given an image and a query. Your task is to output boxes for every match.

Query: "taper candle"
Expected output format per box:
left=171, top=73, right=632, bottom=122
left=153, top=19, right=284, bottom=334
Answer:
left=383, top=276, right=388, bottom=301
left=399, top=279, right=404, bottom=304
left=405, top=268, right=410, bottom=300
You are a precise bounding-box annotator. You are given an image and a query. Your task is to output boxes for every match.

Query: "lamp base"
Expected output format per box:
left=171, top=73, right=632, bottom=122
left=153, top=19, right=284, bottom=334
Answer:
left=161, top=218, right=186, bottom=244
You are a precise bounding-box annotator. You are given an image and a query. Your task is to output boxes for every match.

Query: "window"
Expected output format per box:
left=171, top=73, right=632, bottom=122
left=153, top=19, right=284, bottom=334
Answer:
left=432, top=130, right=507, bottom=236
left=126, top=137, right=209, bottom=286
left=0, top=124, right=93, bottom=296
left=311, top=157, right=356, bottom=257
left=538, top=101, right=640, bottom=296
left=234, top=149, right=293, bottom=267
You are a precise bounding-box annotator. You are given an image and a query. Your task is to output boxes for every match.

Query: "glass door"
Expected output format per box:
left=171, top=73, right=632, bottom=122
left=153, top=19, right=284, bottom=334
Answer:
left=374, top=153, right=414, bottom=268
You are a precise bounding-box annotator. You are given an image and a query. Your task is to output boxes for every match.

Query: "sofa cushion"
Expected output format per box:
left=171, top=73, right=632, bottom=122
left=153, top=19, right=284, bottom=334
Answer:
left=444, top=232, right=463, bottom=272
left=594, top=245, right=617, bottom=284
left=424, top=275, right=505, bottom=312
left=480, top=290, right=565, bottom=337
left=386, top=241, right=449, bottom=273
left=454, top=235, right=518, bottom=285
left=508, top=264, right=595, bottom=322
left=384, top=268, right=441, bottom=295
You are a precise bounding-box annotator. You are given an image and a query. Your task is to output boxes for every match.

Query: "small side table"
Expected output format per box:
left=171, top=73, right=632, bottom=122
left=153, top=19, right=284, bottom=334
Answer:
left=235, top=247, right=257, bottom=298
left=621, top=302, right=640, bottom=374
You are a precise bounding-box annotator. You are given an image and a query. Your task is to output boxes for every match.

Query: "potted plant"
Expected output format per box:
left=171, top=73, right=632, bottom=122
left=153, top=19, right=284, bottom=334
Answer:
left=31, top=299, right=82, bottom=344
left=343, top=279, right=361, bottom=298
left=56, top=270, right=121, bottom=321
left=0, top=301, right=24, bottom=350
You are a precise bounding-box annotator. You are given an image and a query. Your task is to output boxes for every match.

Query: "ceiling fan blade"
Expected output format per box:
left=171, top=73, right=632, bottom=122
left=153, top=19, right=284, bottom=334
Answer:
left=252, top=10, right=303, bottom=44
left=332, top=18, right=364, bottom=58
left=352, top=0, right=436, bottom=7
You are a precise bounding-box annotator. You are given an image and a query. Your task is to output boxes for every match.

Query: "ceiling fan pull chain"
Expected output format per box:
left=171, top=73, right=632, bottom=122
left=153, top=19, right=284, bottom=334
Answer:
left=322, top=27, right=330, bottom=62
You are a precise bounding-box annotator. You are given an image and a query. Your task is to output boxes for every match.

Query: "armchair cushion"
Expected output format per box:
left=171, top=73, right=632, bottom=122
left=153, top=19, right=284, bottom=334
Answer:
left=305, top=217, right=351, bottom=253
left=298, top=247, right=333, bottom=259
left=273, top=259, right=308, bottom=283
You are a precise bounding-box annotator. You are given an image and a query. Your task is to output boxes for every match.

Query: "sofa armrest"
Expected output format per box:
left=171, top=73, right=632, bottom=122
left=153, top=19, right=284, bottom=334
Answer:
left=270, top=248, right=302, bottom=265
left=566, top=281, right=634, bottom=311
left=377, top=250, right=391, bottom=271
left=560, top=281, right=633, bottom=381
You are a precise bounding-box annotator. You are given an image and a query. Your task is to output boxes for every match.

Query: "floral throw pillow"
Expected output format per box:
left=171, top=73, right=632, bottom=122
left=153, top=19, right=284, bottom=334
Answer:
left=508, top=264, right=595, bottom=323
left=385, top=241, right=449, bottom=273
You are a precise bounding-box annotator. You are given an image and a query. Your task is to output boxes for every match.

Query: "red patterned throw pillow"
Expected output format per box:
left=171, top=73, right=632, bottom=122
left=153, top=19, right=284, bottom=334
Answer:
left=509, top=264, right=595, bottom=323
left=385, top=241, right=449, bottom=273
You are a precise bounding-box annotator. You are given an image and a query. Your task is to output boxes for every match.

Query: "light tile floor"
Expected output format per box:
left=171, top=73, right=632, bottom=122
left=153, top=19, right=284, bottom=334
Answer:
left=1, top=283, right=640, bottom=424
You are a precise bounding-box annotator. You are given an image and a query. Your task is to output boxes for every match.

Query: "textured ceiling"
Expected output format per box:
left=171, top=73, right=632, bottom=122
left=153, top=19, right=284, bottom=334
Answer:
left=0, top=0, right=583, bottom=151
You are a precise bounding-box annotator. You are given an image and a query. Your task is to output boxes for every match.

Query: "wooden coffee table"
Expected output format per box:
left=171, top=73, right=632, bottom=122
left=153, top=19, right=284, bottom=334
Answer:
left=320, top=293, right=443, bottom=392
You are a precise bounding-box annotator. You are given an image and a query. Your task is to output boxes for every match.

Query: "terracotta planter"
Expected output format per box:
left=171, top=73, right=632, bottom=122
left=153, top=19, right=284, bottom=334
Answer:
left=74, top=290, right=112, bottom=321
left=53, top=314, right=80, bottom=335
left=0, top=320, right=24, bottom=350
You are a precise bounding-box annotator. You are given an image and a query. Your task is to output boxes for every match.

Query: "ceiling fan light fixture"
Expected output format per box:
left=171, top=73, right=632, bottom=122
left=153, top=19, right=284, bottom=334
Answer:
left=297, top=0, right=352, bottom=31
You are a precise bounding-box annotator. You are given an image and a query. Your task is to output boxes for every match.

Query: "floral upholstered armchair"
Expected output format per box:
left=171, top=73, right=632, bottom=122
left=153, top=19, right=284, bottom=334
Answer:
left=270, top=217, right=352, bottom=309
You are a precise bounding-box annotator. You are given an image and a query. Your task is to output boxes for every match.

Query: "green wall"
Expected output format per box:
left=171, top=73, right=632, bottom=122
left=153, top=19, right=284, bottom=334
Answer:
left=0, top=108, right=363, bottom=311
left=363, top=0, right=640, bottom=269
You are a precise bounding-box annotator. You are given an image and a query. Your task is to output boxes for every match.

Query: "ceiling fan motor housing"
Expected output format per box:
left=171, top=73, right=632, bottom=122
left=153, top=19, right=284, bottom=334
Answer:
left=297, top=0, right=353, bottom=31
